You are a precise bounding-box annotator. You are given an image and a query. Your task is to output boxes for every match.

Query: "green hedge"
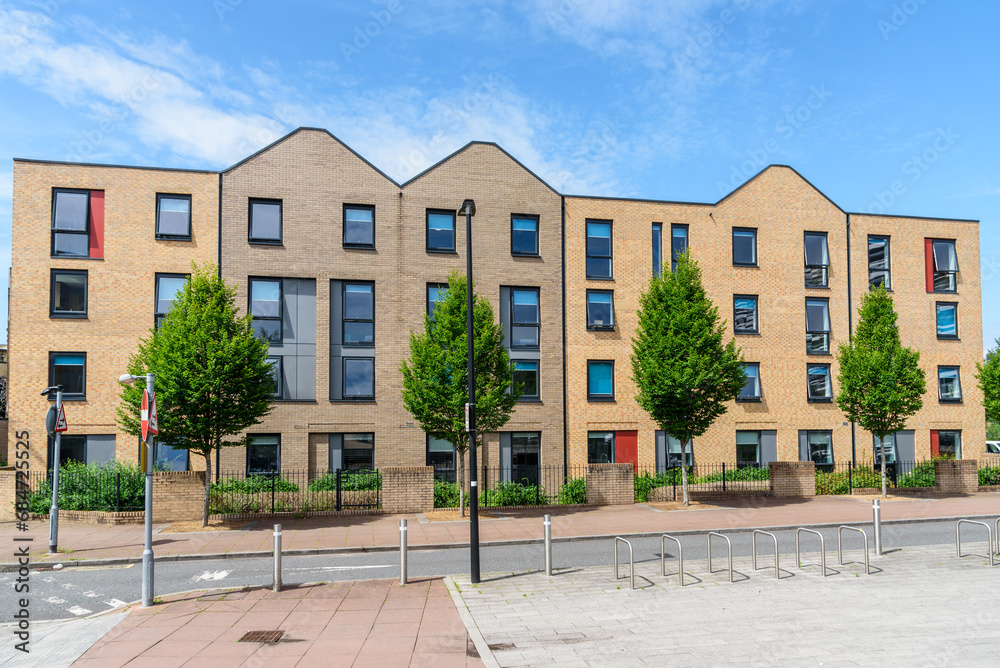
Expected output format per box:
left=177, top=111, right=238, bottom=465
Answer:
left=980, top=466, right=1000, bottom=486
left=481, top=481, right=547, bottom=506
left=25, top=461, right=146, bottom=513
left=306, top=469, right=381, bottom=492
left=210, top=475, right=300, bottom=494
left=557, top=476, right=587, bottom=504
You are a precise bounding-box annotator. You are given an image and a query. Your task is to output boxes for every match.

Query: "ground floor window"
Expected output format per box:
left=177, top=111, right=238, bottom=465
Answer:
left=736, top=431, right=760, bottom=468
left=800, top=430, right=833, bottom=467
left=427, top=435, right=456, bottom=482
left=666, top=435, right=693, bottom=467
left=588, top=431, right=614, bottom=463
left=511, top=432, right=540, bottom=485
left=47, top=434, right=116, bottom=468
left=873, top=434, right=896, bottom=465
left=343, top=433, right=375, bottom=469
left=155, top=441, right=190, bottom=471
left=934, top=430, right=961, bottom=458
left=247, top=434, right=280, bottom=475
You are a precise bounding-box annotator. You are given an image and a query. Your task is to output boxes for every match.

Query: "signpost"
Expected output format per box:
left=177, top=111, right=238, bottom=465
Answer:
left=42, top=385, right=65, bottom=554
left=120, top=373, right=157, bottom=607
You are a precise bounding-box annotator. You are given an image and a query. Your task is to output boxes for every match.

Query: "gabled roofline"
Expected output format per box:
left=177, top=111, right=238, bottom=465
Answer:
left=223, top=127, right=401, bottom=186
left=564, top=193, right=713, bottom=207
left=714, top=164, right=846, bottom=213
left=400, top=141, right=560, bottom=195
left=12, top=157, right=218, bottom=175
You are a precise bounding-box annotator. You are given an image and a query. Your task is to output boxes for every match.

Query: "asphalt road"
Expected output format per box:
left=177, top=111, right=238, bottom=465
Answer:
left=5, top=517, right=997, bottom=621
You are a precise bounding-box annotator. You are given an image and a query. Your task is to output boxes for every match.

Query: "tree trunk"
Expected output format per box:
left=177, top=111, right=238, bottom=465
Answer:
left=203, top=451, right=212, bottom=527
left=680, top=440, right=690, bottom=506
left=458, top=449, right=466, bottom=518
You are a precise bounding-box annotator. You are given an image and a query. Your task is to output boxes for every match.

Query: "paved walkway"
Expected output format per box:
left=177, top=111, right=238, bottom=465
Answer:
left=8, top=493, right=1000, bottom=565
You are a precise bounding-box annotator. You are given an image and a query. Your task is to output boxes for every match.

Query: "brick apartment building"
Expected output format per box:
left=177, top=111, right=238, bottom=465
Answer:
left=7, top=128, right=985, bottom=479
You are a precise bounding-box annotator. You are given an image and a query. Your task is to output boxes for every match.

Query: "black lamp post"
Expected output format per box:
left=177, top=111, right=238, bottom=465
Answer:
left=459, top=198, right=481, bottom=584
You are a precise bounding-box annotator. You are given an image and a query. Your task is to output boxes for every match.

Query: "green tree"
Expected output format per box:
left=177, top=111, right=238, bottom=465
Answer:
left=836, top=285, right=925, bottom=498
left=400, top=271, right=519, bottom=517
left=631, top=251, right=746, bottom=505
left=976, top=342, right=1000, bottom=446
left=116, top=263, right=275, bottom=526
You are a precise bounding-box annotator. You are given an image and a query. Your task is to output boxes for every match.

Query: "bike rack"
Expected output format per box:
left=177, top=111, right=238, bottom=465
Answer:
left=795, top=528, right=827, bottom=577
left=614, top=537, right=635, bottom=589
left=956, top=520, right=995, bottom=566
left=995, top=517, right=1000, bottom=557
left=660, top=534, right=684, bottom=586
left=707, top=532, right=733, bottom=583
left=751, top=530, right=779, bottom=579
left=837, top=525, right=870, bottom=575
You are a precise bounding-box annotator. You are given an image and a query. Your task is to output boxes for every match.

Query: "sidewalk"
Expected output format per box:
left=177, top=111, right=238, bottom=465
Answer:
left=6, top=493, right=1000, bottom=566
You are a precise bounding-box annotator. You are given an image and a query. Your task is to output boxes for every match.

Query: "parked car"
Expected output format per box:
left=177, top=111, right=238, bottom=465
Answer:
left=987, top=442, right=1000, bottom=454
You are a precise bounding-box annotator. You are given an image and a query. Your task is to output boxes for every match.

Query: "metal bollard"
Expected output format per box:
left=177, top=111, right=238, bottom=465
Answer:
left=544, top=514, right=552, bottom=577
left=872, top=499, right=883, bottom=556
left=272, top=523, right=282, bottom=592
left=399, top=519, right=408, bottom=586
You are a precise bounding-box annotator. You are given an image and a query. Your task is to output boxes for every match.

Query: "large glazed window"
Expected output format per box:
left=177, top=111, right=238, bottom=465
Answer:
left=50, top=269, right=88, bottom=318
left=734, top=295, right=758, bottom=334
left=247, top=435, right=280, bottom=474
left=868, top=235, right=891, bottom=289
left=249, top=199, right=282, bottom=243
left=511, top=215, right=539, bottom=256
left=588, top=431, right=614, bottom=463
left=805, top=298, right=830, bottom=353
left=732, top=228, right=757, bottom=266
left=49, top=352, right=86, bottom=399
left=250, top=279, right=282, bottom=343
left=155, top=274, right=188, bottom=328
left=803, top=232, right=829, bottom=288
left=156, top=194, right=192, bottom=239
left=343, top=205, right=375, bottom=248
left=343, top=283, right=375, bottom=346
left=343, top=357, right=375, bottom=400
left=807, top=364, right=832, bottom=401
left=512, top=361, right=539, bottom=400
left=931, top=239, right=958, bottom=292
left=426, top=210, right=456, bottom=252
left=52, top=189, right=90, bottom=257
left=510, top=288, right=540, bottom=348
left=586, top=290, right=614, bottom=329
left=586, top=220, right=612, bottom=279
left=671, top=224, right=689, bottom=272
left=587, top=360, right=614, bottom=400
left=738, top=363, right=761, bottom=401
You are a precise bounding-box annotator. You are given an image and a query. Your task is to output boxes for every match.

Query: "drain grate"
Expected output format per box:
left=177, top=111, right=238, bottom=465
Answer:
left=239, top=630, right=285, bottom=643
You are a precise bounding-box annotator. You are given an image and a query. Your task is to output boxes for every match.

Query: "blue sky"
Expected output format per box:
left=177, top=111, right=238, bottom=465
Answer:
left=1, top=0, right=998, bottom=347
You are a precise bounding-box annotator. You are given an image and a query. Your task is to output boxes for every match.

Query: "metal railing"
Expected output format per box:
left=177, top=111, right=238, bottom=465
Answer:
left=752, top=530, right=779, bottom=579
left=613, top=537, right=635, bottom=590
left=837, top=526, right=870, bottom=575
left=956, top=519, right=995, bottom=566
left=995, top=517, right=1000, bottom=557
left=660, top=534, right=684, bottom=586
left=707, top=532, right=733, bottom=583
left=795, top=528, right=827, bottom=577
left=212, top=468, right=381, bottom=514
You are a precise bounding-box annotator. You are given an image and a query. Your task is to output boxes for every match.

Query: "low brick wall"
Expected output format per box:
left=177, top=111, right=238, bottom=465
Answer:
left=152, top=471, right=206, bottom=522
left=981, top=453, right=1000, bottom=468
left=935, top=459, right=978, bottom=494
left=852, top=487, right=940, bottom=496
left=30, top=510, right=145, bottom=525
left=0, top=420, right=9, bottom=466
left=382, top=466, right=434, bottom=513
left=0, top=468, right=16, bottom=521
left=770, top=461, right=816, bottom=498
left=586, top=463, right=634, bottom=506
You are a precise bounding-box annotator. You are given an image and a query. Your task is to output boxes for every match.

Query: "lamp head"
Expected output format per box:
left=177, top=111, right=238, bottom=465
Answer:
left=459, top=199, right=476, bottom=217
left=40, top=385, right=63, bottom=397
left=118, top=374, right=140, bottom=384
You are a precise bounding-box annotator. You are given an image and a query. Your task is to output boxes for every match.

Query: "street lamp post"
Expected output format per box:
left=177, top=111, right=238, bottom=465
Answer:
left=119, top=372, right=155, bottom=607
left=459, top=198, right=481, bottom=584
left=41, top=385, right=64, bottom=554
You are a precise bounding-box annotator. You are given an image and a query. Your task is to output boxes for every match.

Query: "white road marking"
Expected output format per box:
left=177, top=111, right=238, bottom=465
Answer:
left=286, top=565, right=394, bottom=572
left=83, top=591, right=100, bottom=598
left=104, top=599, right=127, bottom=608
left=67, top=606, right=92, bottom=616
left=42, top=577, right=55, bottom=583
left=61, top=583, right=78, bottom=589
left=44, top=597, right=67, bottom=604
left=192, top=570, right=232, bottom=582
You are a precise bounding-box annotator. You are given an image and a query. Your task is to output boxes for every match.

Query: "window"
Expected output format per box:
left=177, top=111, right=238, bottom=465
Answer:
left=938, top=366, right=962, bottom=402
left=343, top=433, right=374, bottom=469
left=931, top=239, right=958, bottom=292
left=512, top=361, right=539, bottom=400
left=250, top=279, right=282, bottom=343
left=427, top=283, right=448, bottom=321
left=343, top=283, right=374, bottom=346
left=48, top=434, right=116, bottom=468
left=733, top=295, right=758, bottom=334
left=803, top=232, right=829, bottom=288
left=588, top=431, right=614, bottom=463
left=868, top=235, right=891, bottom=289
left=807, top=364, right=832, bottom=401
left=155, top=273, right=188, bottom=328
left=806, top=298, right=830, bottom=353
left=249, top=199, right=282, bottom=243
left=343, top=204, right=375, bottom=248
left=652, top=223, right=662, bottom=277
left=586, top=220, right=612, bottom=279
left=873, top=434, right=896, bottom=466
left=49, top=353, right=86, bottom=399
left=266, top=356, right=282, bottom=398
left=154, top=441, right=189, bottom=471
left=427, top=435, right=456, bottom=482
left=511, top=215, right=539, bottom=256
left=587, top=360, right=614, bottom=400
left=426, top=210, right=456, bottom=252
left=511, top=432, right=541, bottom=485
left=666, top=435, right=693, bottom=467
left=586, top=290, right=615, bottom=329
left=156, top=194, right=191, bottom=239
left=732, top=228, right=757, bottom=266
left=739, top=363, right=761, bottom=401
left=343, top=357, right=375, bottom=399
left=936, top=430, right=961, bottom=458
left=736, top=431, right=760, bottom=468
left=671, top=224, right=689, bottom=273
left=247, top=435, right=280, bottom=475
left=936, top=302, right=958, bottom=339
left=806, top=431, right=833, bottom=466
left=52, top=189, right=90, bottom=257
left=510, top=288, right=540, bottom=347
left=56, top=435, right=87, bottom=466
left=50, top=269, right=87, bottom=318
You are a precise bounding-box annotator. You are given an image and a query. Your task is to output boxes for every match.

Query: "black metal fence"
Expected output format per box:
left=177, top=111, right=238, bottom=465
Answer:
left=22, top=468, right=145, bottom=514
left=211, top=469, right=381, bottom=514
left=433, top=465, right=589, bottom=508
left=817, top=461, right=935, bottom=494
left=635, top=463, right=772, bottom=501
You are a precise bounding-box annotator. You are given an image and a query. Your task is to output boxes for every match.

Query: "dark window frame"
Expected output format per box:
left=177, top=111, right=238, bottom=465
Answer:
left=738, top=362, right=761, bottom=402
left=807, top=363, right=833, bottom=402
left=426, top=434, right=456, bottom=482
left=48, top=351, right=87, bottom=401
left=342, top=281, right=375, bottom=348
left=733, top=294, right=759, bottom=334
left=931, top=238, right=958, bottom=293
left=936, top=301, right=959, bottom=340
left=586, top=289, right=615, bottom=330
left=587, top=359, right=615, bottom=402
left=806, top=430, right=834, bottom=466
left=938, top=365, right=962, bottom=403
left=51, top=188, right=91, bottom=258
left=266, top=356, right=282, bottom=399
left=736, top=430, right=761, bottom=468
left=512, top=360, right=540, bottom=401
left=154, top=272, right=189, bottom=328
left=341, top=433, right=376, bottom=470
left=936, top=429, right=962, bottom=458
left=49, top=268, right=88, bottom=319
left=510, top=214, right=540, bottom=257
left=249, top=277, right=283, bottom=344
left=427, top=282, right=448, bottom=321
left=732, top=227, right=757, bottom=267
left=803, top=231, right=830, bottom=288
left=587, top=430, right=615, bottom=464
left=652, top=223, right=662, bottom=278
left=248, top=198, right=283, bottom=245
left=806, top=297, right=831, bottom=354
left=868, top=234, right=891, bottom=290
left=343, top=203, right=376, bottom=249
left=426, top=208, right=457, bottom=253
left=342, top=356, right=375, bottom=401
left=585, top=219, right=613, bottom=280
left=671, top=223, right=689, bottom=273
left=155, top=193, right=192, bottom=240
left=246, top=434, right=281, bottom=475
left=510, top=287, right=540, bottom=349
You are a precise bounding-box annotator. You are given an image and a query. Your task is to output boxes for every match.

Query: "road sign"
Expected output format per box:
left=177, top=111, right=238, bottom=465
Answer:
left=53, top=404, right=68, bottom=433
left=141, top=390, right=159, bottom=440
left=45, top=405, right=57, bottom=437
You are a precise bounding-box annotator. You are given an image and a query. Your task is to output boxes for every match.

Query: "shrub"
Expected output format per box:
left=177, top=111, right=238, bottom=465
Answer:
left=26, top=461, right=146, bottom=513
left=210, top=474, right=300, bottom=495
left=634, top=471, right=674, bottom=502
left=434, top=479, right=460, bottom=508
left=694, top=466, right=770, bottom=484
left=979, top=466, right=1000, bottom=486
left=482, top=481, right=546, bottom=507
left=307, top=469, right=381, bottom=492
left=847, top=465, right=882, bottom=489
left=897, top=460, right=936, bottom=488
left=557, top=476, right=587, bottom=505
left=815, top=470, right=849, bottom=495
